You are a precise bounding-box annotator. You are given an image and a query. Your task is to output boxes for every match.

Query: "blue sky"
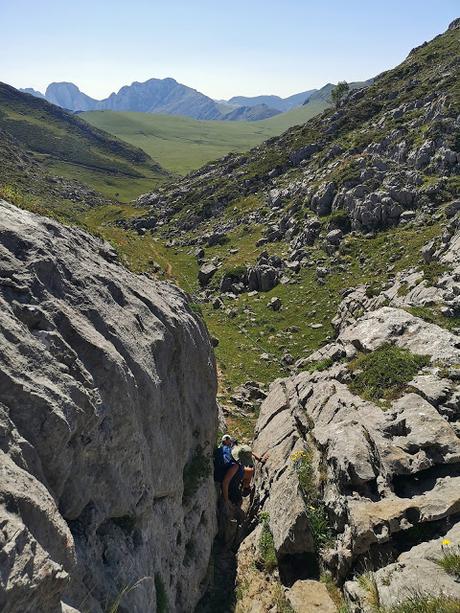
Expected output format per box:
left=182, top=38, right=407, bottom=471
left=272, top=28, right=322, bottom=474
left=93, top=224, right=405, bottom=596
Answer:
left=2, top=0, right=458, bottom=100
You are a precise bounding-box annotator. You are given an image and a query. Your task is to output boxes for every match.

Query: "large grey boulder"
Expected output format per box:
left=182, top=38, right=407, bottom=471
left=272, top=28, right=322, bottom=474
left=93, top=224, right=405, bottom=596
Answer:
left=247, top=265, right=279, bottom=292
left=252, top=381, right=314, bottom=559
left=0, top=200, right=218, bottom=613
left=338, top=306, right=460, bottom=364
left=311, top=182, right=336, bottom=216
left=198, top=262, right=218, bottom=285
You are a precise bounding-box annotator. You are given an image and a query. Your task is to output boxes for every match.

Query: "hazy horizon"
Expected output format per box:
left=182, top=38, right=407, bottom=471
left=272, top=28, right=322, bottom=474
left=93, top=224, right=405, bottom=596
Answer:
left=3, top=0, right=458, bottom=100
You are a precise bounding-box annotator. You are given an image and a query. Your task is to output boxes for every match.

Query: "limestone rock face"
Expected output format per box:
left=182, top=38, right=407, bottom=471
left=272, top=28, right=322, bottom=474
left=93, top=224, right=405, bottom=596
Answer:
left=286, top=580, right=337, bottom=612
left=345, top=523, right=460, bottom=611
left=0, top=200, right=218, bottom=612
left=248, top=291, right=460, bottom=601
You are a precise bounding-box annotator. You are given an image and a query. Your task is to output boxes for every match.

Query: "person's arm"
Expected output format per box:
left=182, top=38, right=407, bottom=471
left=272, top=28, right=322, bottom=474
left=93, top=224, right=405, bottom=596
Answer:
left=222, top=463, right=239, bottom=503
left=252, top=452, right=267, bottom=464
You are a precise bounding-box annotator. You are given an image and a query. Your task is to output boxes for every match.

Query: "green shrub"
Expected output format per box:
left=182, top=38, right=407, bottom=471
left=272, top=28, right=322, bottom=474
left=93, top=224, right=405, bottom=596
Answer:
left=421, top=262, right=448, bottom=286
left=155, top=574, right=168, bottom=613
left=306, top=357, right=334, bottom=373
left=182, top=445, right=210, bottom=503
left=330, top=159, right=361, bottom=187
left=348, top=344, right=430, bottom=401
left=189, top=301, right=204, bottom=318
left=258, top=512, right=277, bottom=572
left=222, top=265, right=247, bottom=280
left=365, top=283, right=384, bottom=298
left=327, top=210, right=351, bottom=232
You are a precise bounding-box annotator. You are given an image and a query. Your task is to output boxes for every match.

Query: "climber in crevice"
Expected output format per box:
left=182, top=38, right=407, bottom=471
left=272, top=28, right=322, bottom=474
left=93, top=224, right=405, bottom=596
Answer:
left=215, top=438, right=266, bottom=509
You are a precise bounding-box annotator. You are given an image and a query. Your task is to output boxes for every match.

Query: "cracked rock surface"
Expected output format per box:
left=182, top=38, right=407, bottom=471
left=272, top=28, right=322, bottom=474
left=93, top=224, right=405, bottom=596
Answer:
left=244, top=242, right=460, bottom=608
left=0, top=200, right=218, bottom=613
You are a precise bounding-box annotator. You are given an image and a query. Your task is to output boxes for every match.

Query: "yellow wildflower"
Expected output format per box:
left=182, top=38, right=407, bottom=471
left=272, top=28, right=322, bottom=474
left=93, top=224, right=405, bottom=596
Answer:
left=442, top=539, right=451, bottom=546
left=290, top=450, right=306, bottom=463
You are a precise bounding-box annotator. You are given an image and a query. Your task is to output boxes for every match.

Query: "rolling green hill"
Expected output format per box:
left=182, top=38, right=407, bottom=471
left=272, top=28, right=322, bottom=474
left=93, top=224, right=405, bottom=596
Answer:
left=0, top=83, right=168, bottom=201
left=81, top=99, right=330, bottom=175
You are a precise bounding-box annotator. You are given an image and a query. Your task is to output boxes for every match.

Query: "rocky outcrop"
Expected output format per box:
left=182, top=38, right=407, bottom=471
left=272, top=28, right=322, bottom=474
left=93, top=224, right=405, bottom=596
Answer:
left=0, top=200, right=218, bottom=612
left=345, top=523, right=460, bottom=611
left=243, top=278, right=460, bottom=608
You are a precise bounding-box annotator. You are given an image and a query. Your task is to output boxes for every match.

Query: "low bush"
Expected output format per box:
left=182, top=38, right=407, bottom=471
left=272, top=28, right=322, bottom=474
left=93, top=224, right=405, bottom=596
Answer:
left=348, top=344, right=430, bottom=401
left=306, top=357, right=334, bottom=373
left=420, top=262, right=448, bottom=286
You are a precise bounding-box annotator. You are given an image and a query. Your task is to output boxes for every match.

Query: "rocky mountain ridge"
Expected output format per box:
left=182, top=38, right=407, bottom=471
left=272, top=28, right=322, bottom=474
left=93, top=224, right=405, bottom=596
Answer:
left=21, top=78, right=369, bottom=123
left=20, top=78, right=281, bottom=121
left=227, top=89, right=318, bottom=113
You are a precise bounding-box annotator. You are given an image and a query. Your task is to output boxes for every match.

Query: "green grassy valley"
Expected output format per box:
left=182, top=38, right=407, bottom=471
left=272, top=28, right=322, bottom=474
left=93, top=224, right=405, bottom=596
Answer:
left=81, top=100, right=329, bottom=175
left=0, top=82, right=168, bottom=202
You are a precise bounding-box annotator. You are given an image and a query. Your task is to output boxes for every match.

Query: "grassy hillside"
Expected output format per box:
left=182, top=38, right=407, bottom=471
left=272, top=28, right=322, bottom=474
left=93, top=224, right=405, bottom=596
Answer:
left=0, top=83, right=168, bottom=201
left=260, top=99, right=330, bottom=132
left=81, top=99, right=330, bottom=175
left=112, top=20, right=459, bottom=437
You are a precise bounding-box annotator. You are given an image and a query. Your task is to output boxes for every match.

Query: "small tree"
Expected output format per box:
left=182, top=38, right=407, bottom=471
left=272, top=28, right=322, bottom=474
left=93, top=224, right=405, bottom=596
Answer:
left=331, top=81, right=350, bottom=108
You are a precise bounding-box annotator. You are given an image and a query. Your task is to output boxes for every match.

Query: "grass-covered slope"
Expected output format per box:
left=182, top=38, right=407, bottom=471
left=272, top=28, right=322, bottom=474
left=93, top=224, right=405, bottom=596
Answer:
left=81, top=111, right=278, bottom=175
left=81, top=100, right=330, bottom=176
left=0, top=83, right=169, bottom=201
left=108, top=19, right=458, bottom=436
left=132, top=21, right=458, bottom=227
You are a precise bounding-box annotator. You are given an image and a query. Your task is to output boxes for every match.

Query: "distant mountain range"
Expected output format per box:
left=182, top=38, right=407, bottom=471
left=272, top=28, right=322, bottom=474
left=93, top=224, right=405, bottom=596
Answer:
left=21, top=77, right=371, bottom=122
left=226, top=89, right=317, bottom=112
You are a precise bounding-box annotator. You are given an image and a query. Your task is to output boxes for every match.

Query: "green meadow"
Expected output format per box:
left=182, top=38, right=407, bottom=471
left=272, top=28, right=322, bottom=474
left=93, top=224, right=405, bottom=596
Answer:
left=82, top=100, right=329, bottom=176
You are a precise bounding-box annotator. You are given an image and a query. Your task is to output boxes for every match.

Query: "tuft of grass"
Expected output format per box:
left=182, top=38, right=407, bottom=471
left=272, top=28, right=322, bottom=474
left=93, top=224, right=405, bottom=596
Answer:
left=306, top=357, right=334, bottom=373
left=357, top=571, right=381, bottom=612
left=434, top=542, right=460, bottom=580
left=348, top=344, right=430, bottom=402
left=320, top=572, right=347, bottom=610
left=420, top=262, right=448, bottom=286
left=154, top=574, right=168, bottom=613
left=386, top=593, right=460, bottom=613
left=106, top=577, right=152, bottom=613
left=182, top=445, right=211, bottom=504
left=290, top=450, right=332, bottom=551
left=258, top=513, right=278, bottom=572
left=273, top=582, right=295, bottom=613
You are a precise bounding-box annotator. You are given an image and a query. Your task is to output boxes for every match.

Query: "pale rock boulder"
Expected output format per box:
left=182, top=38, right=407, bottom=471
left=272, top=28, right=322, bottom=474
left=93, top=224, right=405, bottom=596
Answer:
left=286, top=580, right=337, bottom=612
left=345, top=523, right=460, bottom=612
left=338, top=306, right=460, bottom=364
left=0, top=200, right=218, bottom=613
